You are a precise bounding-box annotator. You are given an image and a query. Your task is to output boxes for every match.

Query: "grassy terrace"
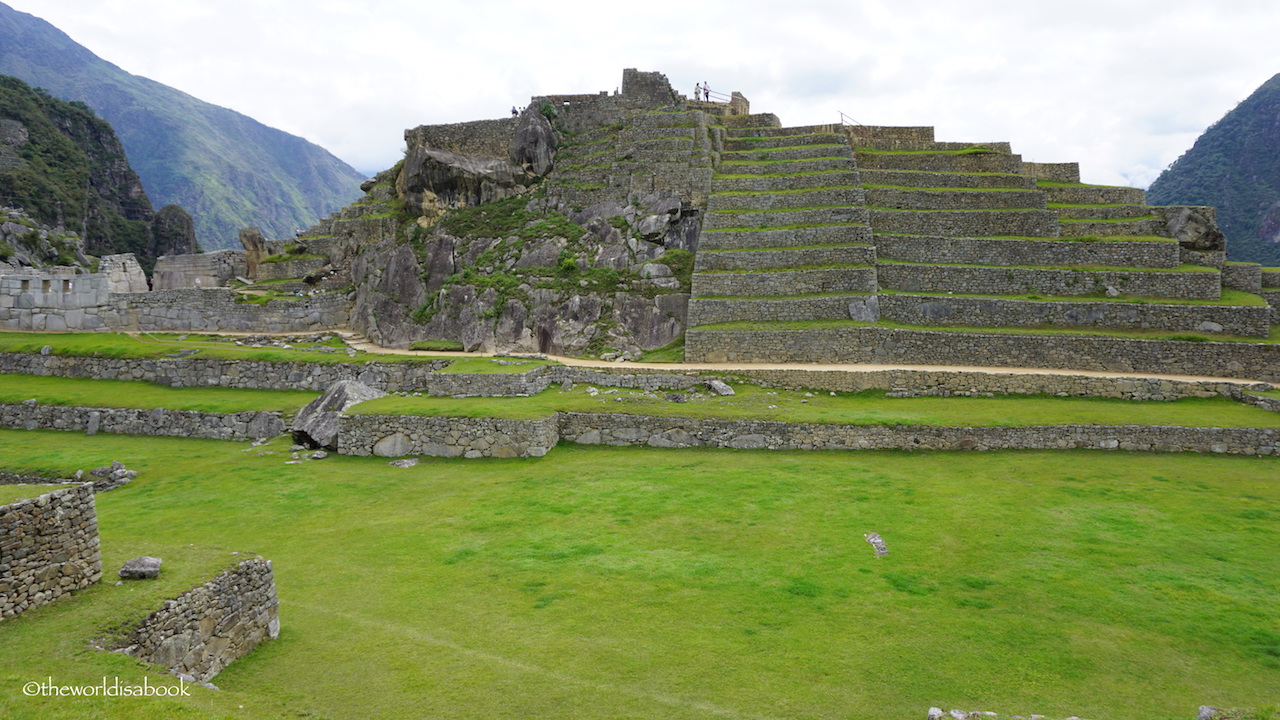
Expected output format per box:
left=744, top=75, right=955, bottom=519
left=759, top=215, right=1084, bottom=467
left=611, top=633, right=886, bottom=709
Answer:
left=348, top=383, right=1280, bottom=429
left=864, top=185, right=1033, bottom=192
left=691, top=318, right=1280, bottom=344
left=0, top=431, right=1276, bottom=719
left=0, top=332, right=551, bottom=371
left=696, top=291, right=872, bottom=300
left=714, top=170, right=857, bottom=180
left=855, top=147, right=1005, bottom=155
left=695, top=263, right=872, bottom=274
left=0, top=482, right=75, bottom=505
left=717, top=156, right=850, bottom=166
left=1059, top=215, right=1159, bottom=223
left=702, top=242, right=874, bottom=252
left=709, top=222, right=868, bottom=232
left=721, top=143, right=848, bottom=155
left=712, top=185, right=863, bottom=196
left=0, top=374, right=318, bottom=414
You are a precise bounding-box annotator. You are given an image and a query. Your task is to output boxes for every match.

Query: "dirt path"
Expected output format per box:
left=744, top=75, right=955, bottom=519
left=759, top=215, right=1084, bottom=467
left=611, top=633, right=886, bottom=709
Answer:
left=329, top=331, right=1273, bottom=387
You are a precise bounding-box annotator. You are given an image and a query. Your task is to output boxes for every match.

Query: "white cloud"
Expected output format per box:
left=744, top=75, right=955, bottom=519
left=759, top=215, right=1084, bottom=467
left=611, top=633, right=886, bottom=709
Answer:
left=7, top=0, right=1279, bottom=185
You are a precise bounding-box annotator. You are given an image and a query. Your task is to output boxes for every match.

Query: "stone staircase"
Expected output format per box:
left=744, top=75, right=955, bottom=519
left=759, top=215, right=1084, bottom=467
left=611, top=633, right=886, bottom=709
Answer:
left=687, top=118, right=877, bottom=326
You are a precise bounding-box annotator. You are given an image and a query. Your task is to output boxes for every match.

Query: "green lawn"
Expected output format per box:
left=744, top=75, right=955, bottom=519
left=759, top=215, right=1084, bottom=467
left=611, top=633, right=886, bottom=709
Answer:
left=0, top=374, right=318, bottom=414
left=0, top=430, right=1275, bottom=719
left=350, top=382, right=1280, bottom=429
left=0, top=482, right=75, bottom=505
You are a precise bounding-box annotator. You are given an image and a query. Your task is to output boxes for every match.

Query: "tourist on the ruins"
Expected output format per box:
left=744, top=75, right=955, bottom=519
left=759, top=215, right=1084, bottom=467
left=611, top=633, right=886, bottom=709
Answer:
left=695, top=82, right=701, bottom=99
left=704, top=82, right=710, bottom=101
left=511, top=106, right=518, bottom=117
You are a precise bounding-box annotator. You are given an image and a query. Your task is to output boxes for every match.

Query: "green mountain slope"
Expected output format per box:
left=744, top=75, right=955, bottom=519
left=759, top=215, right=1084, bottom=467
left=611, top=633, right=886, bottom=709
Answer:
left=0, top=2, right=367, bottom=249
left=1148, top=73, right=1280, bottom=266
left=0, top=74, right=155, bottom=263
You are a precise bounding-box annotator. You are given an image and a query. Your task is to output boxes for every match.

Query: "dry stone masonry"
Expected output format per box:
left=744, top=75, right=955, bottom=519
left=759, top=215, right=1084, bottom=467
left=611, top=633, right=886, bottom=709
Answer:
left=0, top=483, right=102, bottom=620
left=122, top=558, right=279, bottom=683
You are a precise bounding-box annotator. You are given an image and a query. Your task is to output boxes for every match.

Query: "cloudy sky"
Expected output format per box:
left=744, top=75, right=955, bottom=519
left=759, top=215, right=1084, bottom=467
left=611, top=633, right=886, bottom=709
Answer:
left=7, top=0, right=1277, bottom=186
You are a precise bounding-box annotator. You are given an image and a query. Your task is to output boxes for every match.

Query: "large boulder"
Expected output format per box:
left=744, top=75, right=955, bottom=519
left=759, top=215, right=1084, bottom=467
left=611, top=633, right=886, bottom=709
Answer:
left=510, top=105, right=556, bottom=176
left=291, top=380, right=387, bottom=450
left=397, top=146, right=533, bottom=216
left=152, top=204, right=198, bottom=256
left=1161, top=206, right=1226, bottom=251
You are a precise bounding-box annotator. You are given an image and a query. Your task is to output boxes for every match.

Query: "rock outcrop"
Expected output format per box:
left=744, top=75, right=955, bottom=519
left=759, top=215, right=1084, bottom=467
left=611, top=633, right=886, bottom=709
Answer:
left=510, top=105, right=556, bottom=176
left=291, top=380, right=387, bottom=450
left=397, top=146, right=534, bottom=216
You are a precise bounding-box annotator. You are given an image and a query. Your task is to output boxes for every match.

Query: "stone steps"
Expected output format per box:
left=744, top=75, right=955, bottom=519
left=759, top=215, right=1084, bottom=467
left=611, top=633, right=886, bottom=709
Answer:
left=714, top=157, right=857, bottom=175
left=868, top=208, right=1060, bottom=238
left=1041, top=185, right=1146, bottom=205
left=877, top=292, right=1272, bottom=337
left=705, top=206, right=870, bottom=230
left=699, top=224, right=874, bottom=250
left=856, top=151, right=1024, bottom=174
left=866, top=187, right=1046, bottom=211
left=691, top=267, right=877, bottom=296
left=712, top=170, right=863, bottom=193
left=687, top=295, right=871, bottom=325
left=1059, top=217, right=1165, bottom=237
left=860, top=169, right=1036, bottom=189
left=1051, top=204, right=1156, bottom=221
left=875, top=262, right=1222, bottom=300
left=708, top=186, right=866, bottom=212
left=872, top=234, right=1183, bottom=269
left=696, top=244, right=876, bottom=271
left=721, top=144, right=852, bottom=163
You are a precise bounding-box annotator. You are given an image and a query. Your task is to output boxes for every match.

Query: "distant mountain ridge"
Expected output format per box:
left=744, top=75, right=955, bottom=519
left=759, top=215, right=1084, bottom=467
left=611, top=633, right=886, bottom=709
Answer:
left=0, top=2, right=367, bottom=249
left=1148, top=73, right=1280, bottom=266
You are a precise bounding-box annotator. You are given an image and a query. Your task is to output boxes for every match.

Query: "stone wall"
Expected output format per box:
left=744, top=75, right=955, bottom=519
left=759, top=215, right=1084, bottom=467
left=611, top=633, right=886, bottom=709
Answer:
left=685, top=326, right=1280, bottom=382
left=1222, top=262, right=1263, bottom=292
left=874, top=234, right=1181, bottom=269
left=98, top=254, right=149, bottom=293
left=111, top=289, right=351, bottom=333
left=877, top=293, right=1271, bottom=337
left=337, top=409, right=1279, bottom=458
left=153, top=250, right=247, bottom=290
left=558, top=413, right=1278, bottom=455
left=876, top=263, right=1221, bottom=300
left=254, top=257, right=329, bottom=282
left=402, top=118, right=518, bottom=161
left=0, top=352, right=448, bottom=392
left=0, top=403, right=286, bottom=441
left=125, top=558, right=279, bottom=683
left=339, top=414, right=559, bottom=458
left=1022, top=162, right=1080, bottom=183
left=0, top=483, right=101, bottom=620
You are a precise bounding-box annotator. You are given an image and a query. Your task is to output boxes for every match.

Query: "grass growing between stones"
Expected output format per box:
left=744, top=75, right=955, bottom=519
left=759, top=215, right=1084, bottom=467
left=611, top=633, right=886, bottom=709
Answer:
left=349, top=383, right=1280, bottom=429
left=0, top=430, right=1276, bottom=719
left=0, top=374, right=319, bottom=414
left=0, top=332, right=445, bottom=365
left=434, top=357, right=556, bottom=374
left=691, top=318, right=1280, bottom=343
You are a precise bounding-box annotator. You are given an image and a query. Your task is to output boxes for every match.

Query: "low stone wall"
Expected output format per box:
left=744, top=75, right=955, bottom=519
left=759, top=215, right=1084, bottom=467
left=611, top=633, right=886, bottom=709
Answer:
left=254, top=257, right=330, bottom=282
left=0, top=403, right=285, bottom=441
left=688, top=295, right=865, bottom=325
left=114, top=289, right=351, bottom=334
left=877, top=293, right=1271, bottom=337
left=0, top=352, right=451, bottom=392
left=865, top=188, right=1045, bottom=211
left=691, top=267, right=876, bottom=296
left=868, top=208, right=1058, bottom=238
left=1263, top=269, right=1280, bottom=288
left=722, top=367, right=1247, bottom=401
left=558, top=413, right=1278, bottom=455
left=125, top=558, right=279, bottom=683
left=1222, top=263, right=1263, bottom=292
left=339, top=414, right=559, bottom=458
left=874, top=234, right=1180, bottom=269
left=338, top=409, right=1279, bottom=458
left=1022, top=162, right=1080, bottom=183
left=1, top=483, right=101, bottom=620
left=685, top=326, right=1280, bottom=382
left=877, top=263, right=1219, bottom=300
left=1041, top=185, right=1146, bottom=205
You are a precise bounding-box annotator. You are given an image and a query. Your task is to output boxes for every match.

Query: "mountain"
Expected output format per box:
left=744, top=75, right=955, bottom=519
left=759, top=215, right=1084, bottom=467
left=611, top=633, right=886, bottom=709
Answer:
left=0, top=73, right=192, bottom=270
left=0, top=2, right=367, bottom=249
left=1148, top=73, right=1280, bottom=266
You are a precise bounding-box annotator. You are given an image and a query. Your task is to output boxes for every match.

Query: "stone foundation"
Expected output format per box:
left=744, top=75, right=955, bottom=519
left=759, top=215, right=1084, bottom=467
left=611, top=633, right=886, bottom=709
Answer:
left=0, top=403, right=285, bottom=441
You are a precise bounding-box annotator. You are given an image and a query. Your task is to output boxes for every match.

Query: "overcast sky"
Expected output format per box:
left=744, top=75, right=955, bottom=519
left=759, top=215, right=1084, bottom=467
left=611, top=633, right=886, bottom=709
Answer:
left=7, top=0, right=1277, bottom=186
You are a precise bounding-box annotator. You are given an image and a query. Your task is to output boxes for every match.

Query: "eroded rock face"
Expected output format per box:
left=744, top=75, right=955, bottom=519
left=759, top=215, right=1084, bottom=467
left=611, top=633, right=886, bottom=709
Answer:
left=153, top=204, right=198, bottom=256
left=1163, top=206, right=1226, bottom=251
left=291, top=380, right=387, bottom=450
left=510, top=105, right=556, bottom=176
left=397, top=146, right=533, bottom=216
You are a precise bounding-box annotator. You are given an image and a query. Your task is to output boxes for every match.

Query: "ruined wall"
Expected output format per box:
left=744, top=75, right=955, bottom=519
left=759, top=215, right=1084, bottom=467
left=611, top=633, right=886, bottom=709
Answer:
left=403, top=118, right=519, bottom=161
left=0, top=483, right=101, bottom=620
left=339, top=414, right=559, bottom=458
left=0, top=403, right=285, bottom=441
left=153, top=250, right=246, bottom=290
left=125, top=558, right=279, bottom=683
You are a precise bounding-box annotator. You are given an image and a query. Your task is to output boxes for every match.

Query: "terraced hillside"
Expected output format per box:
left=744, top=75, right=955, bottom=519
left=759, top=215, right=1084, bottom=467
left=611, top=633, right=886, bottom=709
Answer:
left=686, top=118, right=1278, bottom=374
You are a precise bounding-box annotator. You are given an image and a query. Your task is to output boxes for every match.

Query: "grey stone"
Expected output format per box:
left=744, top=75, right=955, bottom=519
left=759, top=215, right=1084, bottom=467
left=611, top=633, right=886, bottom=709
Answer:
left=39, top=345, right=52, bottom=356
left=864, top=532, right=889, bottom=557
left=292, top=380, right=387, bottom=450
left=86, top=411, right=101, bottom=436
left=509, top=105, right=557, bottom=176
left=706, top=379, right=735, bottom=396
left=119, top=556, right=162, bottom=579
left=728, top=434, right=768, bottom=449
left=372, top=433, right=412, bottom=457
left=388, top=458, right=419, bottom=468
